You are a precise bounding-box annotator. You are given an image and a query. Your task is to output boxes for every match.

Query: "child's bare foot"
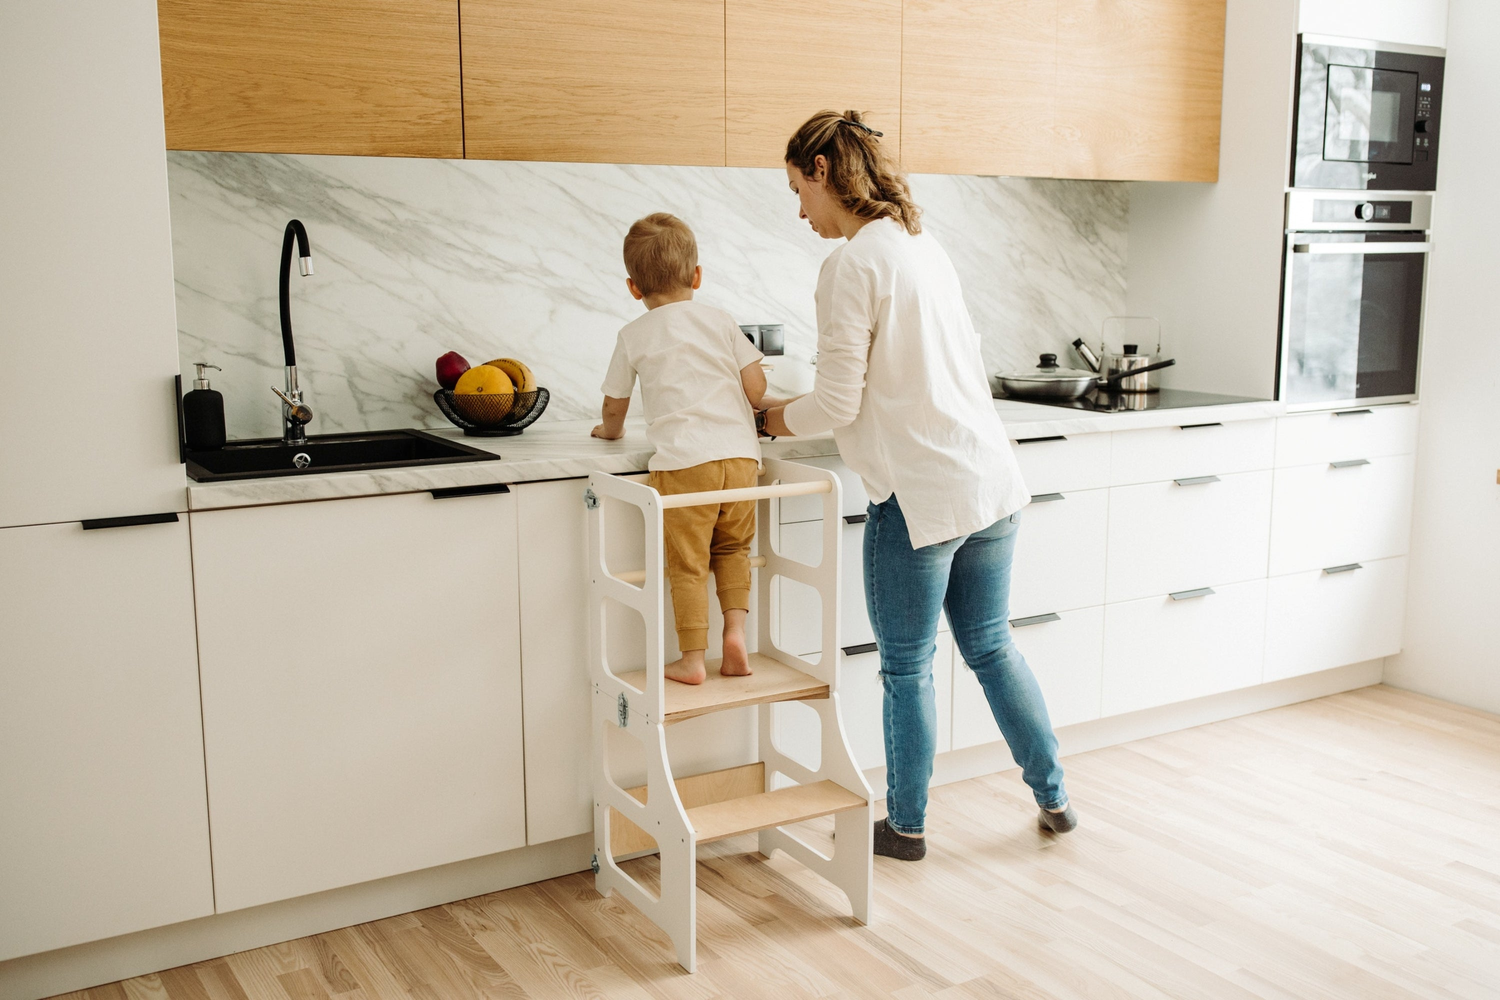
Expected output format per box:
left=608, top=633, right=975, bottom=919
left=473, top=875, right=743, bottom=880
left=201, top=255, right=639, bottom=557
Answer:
left=665, top=652, right=707, bottom=685
left=720, top=615, right=752, bottom=677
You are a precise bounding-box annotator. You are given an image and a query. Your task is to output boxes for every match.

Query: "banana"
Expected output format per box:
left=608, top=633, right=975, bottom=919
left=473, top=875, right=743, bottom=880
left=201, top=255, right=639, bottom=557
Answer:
left=483, top=357, right=536, bottom=392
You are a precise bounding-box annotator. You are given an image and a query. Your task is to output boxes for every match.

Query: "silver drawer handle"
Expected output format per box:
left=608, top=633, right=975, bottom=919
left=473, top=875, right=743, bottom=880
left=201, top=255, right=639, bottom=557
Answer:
left=1174, top=475, right=1221, bottom=486
left=1009, top=612, right=1061, bottom=629
left=1169, top=587, right=1216, bottom=601
left=1323, top=563, right=1364, bottom=575
left=1030, top=492, right=1065, bottom=504
left=1329, top=458, right=1371, bottom=469
left=1332, top=408, right=1373, bottom=417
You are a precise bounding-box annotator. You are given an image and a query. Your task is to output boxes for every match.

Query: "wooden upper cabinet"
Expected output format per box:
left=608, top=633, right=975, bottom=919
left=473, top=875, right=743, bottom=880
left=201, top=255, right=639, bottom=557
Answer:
left=1054, top=0, right=1226, bottom=181
left=158, top=0, right=463, bottom=158
left=726, top=0, right=902, bottom=168
left=462, top=0, right=726, bottom=166
left=901, top=0, right=1059, bottom=177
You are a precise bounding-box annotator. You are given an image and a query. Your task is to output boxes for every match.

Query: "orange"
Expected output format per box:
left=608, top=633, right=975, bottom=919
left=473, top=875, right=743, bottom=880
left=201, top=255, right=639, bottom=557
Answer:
left=455, top=364, right=514, bottom=395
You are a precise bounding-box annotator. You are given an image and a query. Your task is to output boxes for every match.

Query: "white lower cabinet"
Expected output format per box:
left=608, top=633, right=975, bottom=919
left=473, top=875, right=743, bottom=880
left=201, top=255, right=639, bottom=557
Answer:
left=952, top=606, right=1104, bottom=749
left=1009, top=432, right=1113, bottom=494
left=0, top=518, right=213, bottom=961
left=777, top=636, right=954, bottom=774
left=1106, top=471, right=1273, bottom=603
left=1010, top=488, right=1108, bottom=618
left=1269, top=454, right=1416, bottom=576
left=1102, top=580, right=1267, bottom=716
left=190, top=489, right=527, bottom=912
left=1265, top=557, right=1407, bottom=682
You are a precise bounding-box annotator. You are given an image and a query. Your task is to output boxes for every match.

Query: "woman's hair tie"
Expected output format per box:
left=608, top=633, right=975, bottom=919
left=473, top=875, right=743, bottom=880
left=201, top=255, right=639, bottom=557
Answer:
left=841, top=118, right=884, bottom=138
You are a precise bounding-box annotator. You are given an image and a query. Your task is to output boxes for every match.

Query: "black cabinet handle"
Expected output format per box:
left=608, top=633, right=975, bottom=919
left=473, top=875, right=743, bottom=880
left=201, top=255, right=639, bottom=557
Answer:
left=82, top=512, right=180, bottom=530
left=1014, top=435, right=1067, bottom=445
left=1169, top=587, right=1216, bottom=601
left=1030, top=492, right=1065, bottom=504
left=841, top=641, right=879, bottom=656
left=1323, top=563, right=1364, bottom=575
left=843, top=513, right=867, bottom=524
left=1178, top=422, right=1223, bottom=430
left=1329, top=459, right=1371, bottom=469
left=1173, top=475, right=1221, bottom=486
left=429, top=482, right=511, bottom=499
left=1333, top=408, right=1373, bottom=417
left=1010, top=612, right=1061, bottom=628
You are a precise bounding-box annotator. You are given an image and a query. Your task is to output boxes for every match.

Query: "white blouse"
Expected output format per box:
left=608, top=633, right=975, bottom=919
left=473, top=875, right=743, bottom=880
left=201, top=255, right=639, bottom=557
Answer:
left=783, top=218, right=1030, bottom=548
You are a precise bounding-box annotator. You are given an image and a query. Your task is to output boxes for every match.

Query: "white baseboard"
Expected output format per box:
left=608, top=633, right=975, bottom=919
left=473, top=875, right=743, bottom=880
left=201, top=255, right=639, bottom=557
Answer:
left=0, top=834, right=593, bottom=1000
left=2, top=661, right=1382, bottom=1000
left=863, top=660, right=1384, bottom=794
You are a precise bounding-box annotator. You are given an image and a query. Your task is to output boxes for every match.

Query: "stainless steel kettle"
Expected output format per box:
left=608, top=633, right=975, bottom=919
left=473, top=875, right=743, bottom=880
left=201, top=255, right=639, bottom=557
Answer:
left=1098, top=317, right=1165, bottom=394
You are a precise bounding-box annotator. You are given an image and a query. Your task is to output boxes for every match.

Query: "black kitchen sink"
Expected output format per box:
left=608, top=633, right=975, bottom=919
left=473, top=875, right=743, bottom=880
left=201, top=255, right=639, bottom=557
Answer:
left=186, top=429, right=502, bottom=482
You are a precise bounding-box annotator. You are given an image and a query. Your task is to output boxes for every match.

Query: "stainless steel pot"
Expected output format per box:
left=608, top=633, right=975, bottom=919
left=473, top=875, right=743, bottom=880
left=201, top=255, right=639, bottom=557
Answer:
left=996, top=353, right=1176, bottom=401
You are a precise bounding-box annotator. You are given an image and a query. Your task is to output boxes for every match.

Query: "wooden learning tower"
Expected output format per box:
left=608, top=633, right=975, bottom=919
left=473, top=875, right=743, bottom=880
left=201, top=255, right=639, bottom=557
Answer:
left=585, top=457, right=873, bottom=972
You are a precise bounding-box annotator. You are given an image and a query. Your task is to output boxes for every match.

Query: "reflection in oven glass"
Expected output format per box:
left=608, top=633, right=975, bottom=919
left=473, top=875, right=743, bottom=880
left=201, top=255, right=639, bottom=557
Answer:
left=1287, top=250, right=1362, bottom=402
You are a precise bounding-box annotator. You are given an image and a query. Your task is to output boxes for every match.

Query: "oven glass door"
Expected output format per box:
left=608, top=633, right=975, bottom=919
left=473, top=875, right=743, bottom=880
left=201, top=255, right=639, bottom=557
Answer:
left=1323, top=65, right=1417, bottom=164
left=1282, top=232, right=1427, bottom=403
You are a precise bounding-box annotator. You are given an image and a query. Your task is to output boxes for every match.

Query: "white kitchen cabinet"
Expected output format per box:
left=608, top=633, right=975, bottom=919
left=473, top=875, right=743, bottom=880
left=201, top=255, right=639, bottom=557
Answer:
left=1268, top=454, right=1416, bottom=576
left=778, top=636, right=954, bottom=774
left=190, top=488, right=527, bottom=911
left=0, top=517, right=212, bottom=961
left=952, top=606, right=1104, bottom=749
left=1, top=4, right=187, bottom=529
left=1108, top=419, right=1276, bottom=486
left=778, top=454, right=869, bottom=523
left=1274, top=404, right=1419, bottom=468
left=1010, top=488, right=1109, bottom=619
left=1106, top=471, right=1273, bottom=603
left=1102, top=579, right=1267, bottom=716
left=1265, top=557, right=1408, bottom=682
left=1009, top=432, right=1113, bottom=495
left=516, top=477, right=754, bottom=845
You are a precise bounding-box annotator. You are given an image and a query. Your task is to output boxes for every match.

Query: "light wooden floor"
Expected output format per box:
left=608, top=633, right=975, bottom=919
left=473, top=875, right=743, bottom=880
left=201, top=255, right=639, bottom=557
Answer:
left=58, top=685, right=1500, bottom=1000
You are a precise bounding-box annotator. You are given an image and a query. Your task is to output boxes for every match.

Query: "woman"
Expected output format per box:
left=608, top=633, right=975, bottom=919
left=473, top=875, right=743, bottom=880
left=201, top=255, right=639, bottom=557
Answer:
left=759, top=110, right=1076, bottom=861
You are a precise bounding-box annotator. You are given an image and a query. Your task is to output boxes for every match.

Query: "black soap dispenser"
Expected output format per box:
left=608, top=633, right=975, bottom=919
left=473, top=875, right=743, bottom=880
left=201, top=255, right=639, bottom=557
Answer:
left=183, top=362, right=227, bottom=450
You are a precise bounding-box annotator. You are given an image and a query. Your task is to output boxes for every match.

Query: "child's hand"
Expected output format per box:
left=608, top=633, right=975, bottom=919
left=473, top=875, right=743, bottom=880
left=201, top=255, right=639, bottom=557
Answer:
left=592, top=424, right=624, bottom=440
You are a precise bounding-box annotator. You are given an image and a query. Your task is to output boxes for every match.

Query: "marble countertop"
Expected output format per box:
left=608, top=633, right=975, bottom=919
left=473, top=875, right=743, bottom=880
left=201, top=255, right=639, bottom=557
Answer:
left=184, top=396, right=1284, bottom=511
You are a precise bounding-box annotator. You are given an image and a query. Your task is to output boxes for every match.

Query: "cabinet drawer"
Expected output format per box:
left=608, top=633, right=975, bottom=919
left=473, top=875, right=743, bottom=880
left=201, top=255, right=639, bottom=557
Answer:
left=1008, top=431, right=1112, bottom=495
left=1105, top=471, right=1272, bottom=603
left=1109, top=419, right=1275, bottom=486
left=1102, top=579, right=1267, bottom=716
left=1275, top=404, right=1419, bottom=468
left=952, top=605, right=1103, bottom=748
left=1010, top=488, right=1108, bottom=618
left=779, top=456, right=868, bottom=523
left=1268, top=454, right=1415, bottom=576
left=777, top=638, right=953, bottom=773
left=1265, top=557, right=1407, bottom=682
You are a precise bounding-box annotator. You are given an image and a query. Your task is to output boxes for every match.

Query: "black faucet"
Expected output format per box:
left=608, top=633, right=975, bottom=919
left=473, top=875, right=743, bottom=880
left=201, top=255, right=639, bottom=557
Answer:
left=276, top=219, right=315, bottom=445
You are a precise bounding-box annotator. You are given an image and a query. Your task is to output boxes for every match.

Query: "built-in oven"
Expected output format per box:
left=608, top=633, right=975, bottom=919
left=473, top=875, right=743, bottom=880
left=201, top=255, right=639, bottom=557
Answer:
left=1292, top=35, right=1445, bottom=190
left=1278, top=191, right=1432, bottom=408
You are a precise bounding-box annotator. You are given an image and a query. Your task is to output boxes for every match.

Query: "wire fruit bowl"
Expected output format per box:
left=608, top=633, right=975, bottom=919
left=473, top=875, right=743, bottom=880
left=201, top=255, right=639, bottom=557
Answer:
left=434, top=387, right=549, bottom=436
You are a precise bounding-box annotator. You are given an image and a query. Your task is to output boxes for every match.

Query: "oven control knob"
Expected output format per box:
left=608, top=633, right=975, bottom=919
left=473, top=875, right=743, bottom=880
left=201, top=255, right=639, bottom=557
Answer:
left=1355, top=202, right=1376, bottom=221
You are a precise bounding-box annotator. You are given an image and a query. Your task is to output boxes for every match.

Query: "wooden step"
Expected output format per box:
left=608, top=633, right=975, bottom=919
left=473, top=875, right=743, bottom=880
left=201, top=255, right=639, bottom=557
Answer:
left=618, top=653, right=827, bottom=724
left=688, top=780, right=866, bottom=843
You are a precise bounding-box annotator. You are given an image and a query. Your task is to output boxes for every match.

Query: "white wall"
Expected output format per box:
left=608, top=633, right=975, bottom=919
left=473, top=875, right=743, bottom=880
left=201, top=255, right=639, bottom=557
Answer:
left=1384, top=0, right=1500, bottom=714
left=1298, top=0, right=1448, bottom=47
left=1126, top=0, right=1298, bottom=398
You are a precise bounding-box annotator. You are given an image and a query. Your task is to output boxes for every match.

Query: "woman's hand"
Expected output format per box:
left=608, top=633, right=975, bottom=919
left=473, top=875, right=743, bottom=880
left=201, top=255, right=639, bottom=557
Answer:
left=761, top=406, right=793, bottom=438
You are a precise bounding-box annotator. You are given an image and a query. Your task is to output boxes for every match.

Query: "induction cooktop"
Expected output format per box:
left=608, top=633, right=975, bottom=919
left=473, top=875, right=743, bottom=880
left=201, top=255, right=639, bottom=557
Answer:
left=999, top=388, right=1268, bottom=412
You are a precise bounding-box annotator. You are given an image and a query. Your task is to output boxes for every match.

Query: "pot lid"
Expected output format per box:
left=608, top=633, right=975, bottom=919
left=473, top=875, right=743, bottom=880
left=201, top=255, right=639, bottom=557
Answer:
left=997, top=353, right=1096, bottom=382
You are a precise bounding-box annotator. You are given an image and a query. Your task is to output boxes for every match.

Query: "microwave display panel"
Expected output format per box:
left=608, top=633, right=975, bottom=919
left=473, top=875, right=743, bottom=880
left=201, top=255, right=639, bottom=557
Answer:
left=1323, top=66, right=1416, bottom=163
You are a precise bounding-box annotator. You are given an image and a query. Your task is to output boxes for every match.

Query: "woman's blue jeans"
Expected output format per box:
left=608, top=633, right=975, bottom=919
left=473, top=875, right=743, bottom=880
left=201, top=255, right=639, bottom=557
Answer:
left=864, top=495, right=1068, bottom=835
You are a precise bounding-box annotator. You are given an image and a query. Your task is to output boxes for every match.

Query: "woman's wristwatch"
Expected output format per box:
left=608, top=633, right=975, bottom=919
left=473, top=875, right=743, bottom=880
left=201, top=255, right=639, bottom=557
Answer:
left=755, top=408, right=774, bottom=439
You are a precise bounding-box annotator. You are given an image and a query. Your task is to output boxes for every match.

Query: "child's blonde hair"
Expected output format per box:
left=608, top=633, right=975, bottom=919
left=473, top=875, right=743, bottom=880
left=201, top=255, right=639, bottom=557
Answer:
left=785, top=110, right=922, bottom=236
left=623, top=213, right=698, bottom=295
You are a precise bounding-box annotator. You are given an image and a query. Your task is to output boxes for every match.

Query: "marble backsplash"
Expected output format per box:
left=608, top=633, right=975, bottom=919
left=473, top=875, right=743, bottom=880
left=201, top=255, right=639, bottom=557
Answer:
left=166, top=152, right=1127, bottom=440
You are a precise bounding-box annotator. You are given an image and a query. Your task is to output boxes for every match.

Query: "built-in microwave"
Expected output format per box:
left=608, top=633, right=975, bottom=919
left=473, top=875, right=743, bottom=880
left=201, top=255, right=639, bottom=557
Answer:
left=1278, top=191, right=1431, bottom=409
left=1291, top=35, right=1445, bottom=191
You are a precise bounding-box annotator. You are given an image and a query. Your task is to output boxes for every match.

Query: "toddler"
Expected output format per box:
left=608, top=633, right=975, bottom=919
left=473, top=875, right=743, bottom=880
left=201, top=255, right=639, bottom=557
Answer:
left=593, top=213, right=767, bottom=685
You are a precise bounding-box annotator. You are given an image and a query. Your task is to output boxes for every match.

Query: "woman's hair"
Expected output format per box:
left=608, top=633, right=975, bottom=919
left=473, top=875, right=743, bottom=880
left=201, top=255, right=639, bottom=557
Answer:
left=622, top=212, right=698, bottom=295
left=785, top=110, right=922, bottom=235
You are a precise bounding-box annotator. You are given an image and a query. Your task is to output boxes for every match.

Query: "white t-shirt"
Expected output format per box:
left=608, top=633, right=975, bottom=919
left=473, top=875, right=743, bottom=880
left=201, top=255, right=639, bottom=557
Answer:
left=601, top=299, right=764, bottom=472
left=784, top=218, right=1030, bottom=548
